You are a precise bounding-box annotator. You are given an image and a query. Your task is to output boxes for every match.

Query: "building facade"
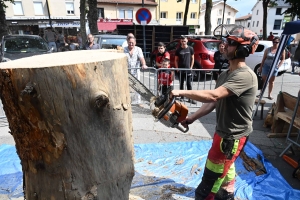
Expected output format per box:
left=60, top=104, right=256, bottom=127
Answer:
left=198, top=0, right=238, bottom=35
left=235, top=14, right=252, bottom=29
left=5, top=0, right=81, bottom=35
left=250, top=0, right=293, bottom=37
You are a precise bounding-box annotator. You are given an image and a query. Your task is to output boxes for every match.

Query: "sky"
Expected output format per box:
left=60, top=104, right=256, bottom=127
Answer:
left=226, top=0, right=258, bottom=17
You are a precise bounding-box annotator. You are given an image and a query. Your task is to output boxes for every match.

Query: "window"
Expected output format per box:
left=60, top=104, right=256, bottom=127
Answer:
left=166, top=41, right=179, bottom=51
left=98, top=8, right=104, bottom=18
left=190, top=12, right=196, bottom=19
left=161, top=0, right=168, bottom=1
left=252, top=21, right=255, bottom=27
left=13, top=1, right=24, bottom=15
left=256, top=21, right=259, bottom=27
left=33, top=2, right=43, bottom=15
left=228, top=12, right=231, bottom=16
left=176, top=12, right=182, bottom=21
left=247, top=22, right=250, bottom=27
left=273, top=19, right=282, bottom=30
left=218, top=9, right=222, bottom=15
left=276, top=8, right=282, bottom=15
left=65, top=2, right=74, bottom=15
left=127, top=10, right=133, bottom=19
left=256, top=10, right=259, bottom=15
left=119, top=10, right=125, bottom=19
left=226, top=18, right=230, bottom=24
left=118, top=9, right=133, bottom=19
left=160, top=12, right=167, bottom=18
left=217, top=18, right=221, bottom=25
left=191, top=0, right=197, bottom=3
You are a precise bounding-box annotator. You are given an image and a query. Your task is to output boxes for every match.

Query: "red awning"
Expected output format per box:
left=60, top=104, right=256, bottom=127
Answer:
left=97, top=19, right=133, bottom=32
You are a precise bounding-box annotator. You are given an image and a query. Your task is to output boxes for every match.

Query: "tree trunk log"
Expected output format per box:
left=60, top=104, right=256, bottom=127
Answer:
left=0, top=50, right=134, bottom=199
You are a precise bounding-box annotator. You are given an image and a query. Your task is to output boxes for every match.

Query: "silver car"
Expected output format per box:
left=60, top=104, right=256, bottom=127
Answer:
left=245, top=40, right=291, bottom=76
left=0, top=35, right=52, bottom=62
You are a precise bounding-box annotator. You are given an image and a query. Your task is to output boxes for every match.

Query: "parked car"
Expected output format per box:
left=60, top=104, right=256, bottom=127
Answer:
left=93, top=34, right=127, bottom=49
left=150, top=36, right=220, bottom=74
left=245, top=40, right=291, bottom=76
left=0, top=35, right=52, bottom=62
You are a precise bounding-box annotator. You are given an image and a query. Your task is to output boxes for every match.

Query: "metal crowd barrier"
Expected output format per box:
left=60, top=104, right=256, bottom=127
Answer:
left=129, top=67, right=222, bottom=108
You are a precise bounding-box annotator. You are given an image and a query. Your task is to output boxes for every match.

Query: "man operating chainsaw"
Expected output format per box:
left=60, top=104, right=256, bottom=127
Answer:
left=170, top=25, right=259, bottom=200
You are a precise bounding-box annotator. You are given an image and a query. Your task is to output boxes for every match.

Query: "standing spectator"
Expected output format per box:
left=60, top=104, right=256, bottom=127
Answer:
left=85, top=34, right=100, bottom=50
left=258, top=37, right=285, bottom=100
left=77, top=32, right=83, bottom=49
left=122, top=33, right=135, bottom=48
left=174, top=35, right=195, bottom=104
left=291, top=41, right=300, bottom=74
left=156, top=42, right=170, bottom=69
left=56, top=31, right=65, bottom=49
left=267, top=32, right=274, bottom=41
left=170, top=25, right=259, bottom=200
left=44, top=28, right=57, bottom=52
left=213, top=41, right=228, bottom=82
left=158, top=59, right=174, bottom=95
left=124, top=36, right=148, bottom=104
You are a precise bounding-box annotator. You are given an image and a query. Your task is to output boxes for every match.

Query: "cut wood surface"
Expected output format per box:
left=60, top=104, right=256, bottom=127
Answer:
left=0, top=50, right=134, bottom=199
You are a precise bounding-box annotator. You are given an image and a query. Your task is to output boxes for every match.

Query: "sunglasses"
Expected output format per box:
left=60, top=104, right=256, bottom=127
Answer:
left=226, top=39, right=239, bottom=46
left=273, top=41, right=279, bottom=44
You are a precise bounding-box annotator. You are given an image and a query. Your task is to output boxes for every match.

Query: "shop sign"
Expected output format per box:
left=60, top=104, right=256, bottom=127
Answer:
left=39, top=22, right=80, bottom=28
left=98, top=19, right=133, bottom=23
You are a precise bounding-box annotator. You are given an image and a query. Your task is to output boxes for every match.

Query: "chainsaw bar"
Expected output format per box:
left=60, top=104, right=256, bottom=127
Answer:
left=128, top=72, right=155, bottom=102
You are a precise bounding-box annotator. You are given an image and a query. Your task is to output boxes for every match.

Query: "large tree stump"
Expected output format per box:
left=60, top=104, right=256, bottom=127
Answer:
left=0, top=50, right=134, bottom=199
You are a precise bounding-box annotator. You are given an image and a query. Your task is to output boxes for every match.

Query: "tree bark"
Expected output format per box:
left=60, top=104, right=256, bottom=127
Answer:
left=0, top=50, right=134, bottom=199
left=80, top=0, right=87, bottom=46
left=262, top=0, right=270, bottom=40
left=183, top=0, right=190, bottom=26
left=205, top=0, right=212, bottom=35
left=88, top=0, right=99, bottom=34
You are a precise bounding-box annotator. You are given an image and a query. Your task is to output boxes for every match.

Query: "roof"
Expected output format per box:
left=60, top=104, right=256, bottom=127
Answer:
left=235, top=14, right=252, bottom=21
left=201, top=0, right=238, bottom=12
left=97, top=0, right=157, bottom=5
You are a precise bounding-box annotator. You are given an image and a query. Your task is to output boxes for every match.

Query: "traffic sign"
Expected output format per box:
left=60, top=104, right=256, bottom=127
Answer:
left=135, top=8, right=152, bottom=25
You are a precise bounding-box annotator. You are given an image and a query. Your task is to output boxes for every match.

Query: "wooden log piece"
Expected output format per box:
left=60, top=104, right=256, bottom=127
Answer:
left=0, top=50, right=134, bottom=199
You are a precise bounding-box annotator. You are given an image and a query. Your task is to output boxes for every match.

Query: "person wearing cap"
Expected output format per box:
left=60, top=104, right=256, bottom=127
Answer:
left=171, top=25, right=259, bottom=200
left=155, top=42, right=170, bottom=69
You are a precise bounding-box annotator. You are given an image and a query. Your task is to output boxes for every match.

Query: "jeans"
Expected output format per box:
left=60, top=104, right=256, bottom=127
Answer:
left=48, top=42, right=57, bottom=52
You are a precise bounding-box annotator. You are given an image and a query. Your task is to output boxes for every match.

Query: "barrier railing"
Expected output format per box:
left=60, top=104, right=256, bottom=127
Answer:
left=129, top=67, right=221, bottom=107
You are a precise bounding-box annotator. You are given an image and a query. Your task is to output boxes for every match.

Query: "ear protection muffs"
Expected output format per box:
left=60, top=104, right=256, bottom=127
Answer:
left=234, top=45, right=252, bottom=58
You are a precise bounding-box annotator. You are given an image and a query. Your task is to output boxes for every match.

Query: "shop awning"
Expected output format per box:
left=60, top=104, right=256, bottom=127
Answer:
left=97, top=19, right=133, bottom=32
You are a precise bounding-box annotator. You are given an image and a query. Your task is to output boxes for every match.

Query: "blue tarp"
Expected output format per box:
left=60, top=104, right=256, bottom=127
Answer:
left=1, top=141, right=300, bottom=199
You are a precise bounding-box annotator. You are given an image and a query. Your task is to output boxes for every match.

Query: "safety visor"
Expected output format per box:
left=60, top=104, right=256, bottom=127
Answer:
left=213, top=24, right=247, bottom=40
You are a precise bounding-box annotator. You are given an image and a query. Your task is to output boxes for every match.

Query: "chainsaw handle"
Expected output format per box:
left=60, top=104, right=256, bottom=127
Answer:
left=157, top=96, right=176, bottom=120
left=175, top=123, right=189, bottom=133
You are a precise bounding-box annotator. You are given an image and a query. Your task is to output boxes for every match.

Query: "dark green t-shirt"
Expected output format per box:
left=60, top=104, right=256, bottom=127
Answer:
left=215, top=66, right=258, bottom=139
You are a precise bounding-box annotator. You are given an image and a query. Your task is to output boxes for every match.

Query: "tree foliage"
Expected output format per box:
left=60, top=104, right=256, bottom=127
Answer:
left=205, top=0, right=212, bottom=35
left=283, top=0, right=300, bottom=20
left=0, top=0, right=14, bottom=39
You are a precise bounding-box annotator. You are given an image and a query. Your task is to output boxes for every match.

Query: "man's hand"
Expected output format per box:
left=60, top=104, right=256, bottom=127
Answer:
left=170, top=90, right=181, bottom=98
left=141, top=65, right=148, bottom=69
left=181, top=116, right=194, bottom=128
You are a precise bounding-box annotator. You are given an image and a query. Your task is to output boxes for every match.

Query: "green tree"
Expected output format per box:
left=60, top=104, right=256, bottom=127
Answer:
left=87, top=0, right=98, bottom=34
left=0, top=0, right=14, bottom=39
left=283, top=0, right=300, bottom=20
left=205, top=0, right=212, bottom=35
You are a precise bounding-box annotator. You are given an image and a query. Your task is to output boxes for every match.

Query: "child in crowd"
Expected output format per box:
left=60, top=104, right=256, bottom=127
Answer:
left=158, top=59, right=174, bottom=95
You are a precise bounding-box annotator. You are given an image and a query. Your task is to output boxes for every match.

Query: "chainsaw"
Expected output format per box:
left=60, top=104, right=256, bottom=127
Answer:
left=128, top=73, right=189, bottom=133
